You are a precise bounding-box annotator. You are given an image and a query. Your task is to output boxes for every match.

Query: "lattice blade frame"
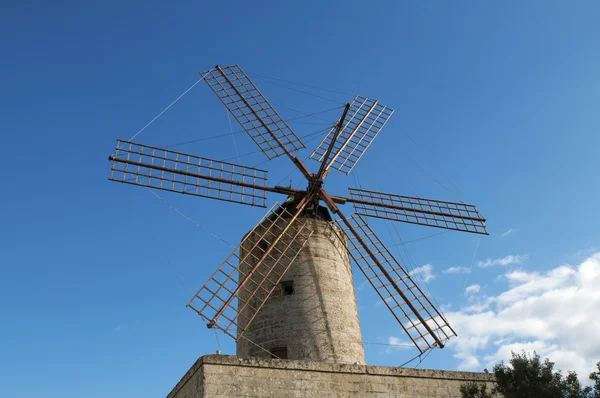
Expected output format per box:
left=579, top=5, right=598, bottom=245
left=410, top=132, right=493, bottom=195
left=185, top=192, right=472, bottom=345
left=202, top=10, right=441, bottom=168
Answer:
left=349, top=187, right=488, bottom=235
left=311, top=96, right=393, bottom=174
left=203, top=65, right=305, bottom=160
left=334, top=215, right=456, bottom=353
left=109, top=140, right=268, bottom=207
left=187, top=202, right=313, bottom=340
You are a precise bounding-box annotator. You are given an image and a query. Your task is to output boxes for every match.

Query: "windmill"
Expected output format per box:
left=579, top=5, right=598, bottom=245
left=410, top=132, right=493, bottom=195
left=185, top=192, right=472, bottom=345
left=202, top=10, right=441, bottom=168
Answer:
left=108, top=64, right=487, bottom=360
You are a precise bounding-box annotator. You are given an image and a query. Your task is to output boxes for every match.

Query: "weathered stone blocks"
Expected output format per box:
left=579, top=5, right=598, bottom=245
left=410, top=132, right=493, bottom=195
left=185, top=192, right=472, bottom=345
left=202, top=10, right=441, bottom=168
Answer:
left=167, top=355, right=497, bottom=398
left=237, top=216, right=365, bottom=364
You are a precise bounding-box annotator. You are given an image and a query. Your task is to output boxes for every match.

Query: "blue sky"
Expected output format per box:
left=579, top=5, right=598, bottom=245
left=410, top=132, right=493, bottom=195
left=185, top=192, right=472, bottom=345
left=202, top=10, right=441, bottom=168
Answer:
left=2, top=1, right=600, bottom=396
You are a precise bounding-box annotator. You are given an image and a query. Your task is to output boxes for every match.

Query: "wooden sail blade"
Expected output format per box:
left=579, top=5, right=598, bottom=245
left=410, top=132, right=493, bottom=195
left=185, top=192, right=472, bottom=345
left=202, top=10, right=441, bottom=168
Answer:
left=187, top=201, right=313, bottom=340
left=310, top=96, right=393, bottom=175
left=348, top=187, right=488, bottom=235
left=203, top=65, right=305, bottom=160
left=108, top=140, right=268, bottom=207
left=334, top=215, right=456, bottom=353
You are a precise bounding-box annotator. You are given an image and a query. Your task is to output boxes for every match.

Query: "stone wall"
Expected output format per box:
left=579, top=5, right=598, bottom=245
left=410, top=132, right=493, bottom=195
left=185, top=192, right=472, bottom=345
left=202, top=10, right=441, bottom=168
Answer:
left=167, top=355, right=497, bottom=398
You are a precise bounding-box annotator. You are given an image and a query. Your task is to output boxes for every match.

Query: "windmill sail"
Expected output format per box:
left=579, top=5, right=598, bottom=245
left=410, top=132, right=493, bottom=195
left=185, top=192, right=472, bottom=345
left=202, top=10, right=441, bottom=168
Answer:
left=348, top=187, right=488, bottom=235
left=109, top=140, right=268, bottom=207
left=187, top=201, right=313, bottom=340
left=203, top=65, right=306, bottom=160
left=311, top=96, right=393, bottom=175
left=106, top=63, right=489, bottom=358
left=334, top=215, right=456, bottom=353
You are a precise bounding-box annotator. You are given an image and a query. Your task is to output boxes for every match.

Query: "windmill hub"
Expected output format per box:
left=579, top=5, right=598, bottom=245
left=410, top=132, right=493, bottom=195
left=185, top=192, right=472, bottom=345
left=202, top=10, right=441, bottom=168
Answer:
left=281, top=196, right=332, bottom=222
left=307, top=176, right=319, bottom=190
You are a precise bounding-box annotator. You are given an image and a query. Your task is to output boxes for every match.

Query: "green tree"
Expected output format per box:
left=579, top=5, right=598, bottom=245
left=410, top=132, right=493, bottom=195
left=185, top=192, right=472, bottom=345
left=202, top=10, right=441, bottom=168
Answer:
left=459, top=352, right=599, bottom=398
left=493, top=351, right=565, bottom=397
left=459, top=381, right=493, bottom=398
left=588, top=362, right=600, bottom=398
left=564, top=371, right=587, bottom=398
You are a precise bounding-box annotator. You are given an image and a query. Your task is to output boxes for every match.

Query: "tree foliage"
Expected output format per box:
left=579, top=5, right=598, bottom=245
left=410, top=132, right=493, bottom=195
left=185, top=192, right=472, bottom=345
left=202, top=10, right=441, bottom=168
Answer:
left=459, top=352, right=600, bottom=398
left=459, top=381, right=493, bottom=398
left=493, top=351, right=564, bottom=397
left=588, top=362, right=600, bottom=398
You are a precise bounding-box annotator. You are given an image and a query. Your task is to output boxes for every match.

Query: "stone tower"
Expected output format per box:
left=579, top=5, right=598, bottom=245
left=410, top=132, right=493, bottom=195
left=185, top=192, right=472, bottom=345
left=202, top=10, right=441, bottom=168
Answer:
left=236, top=200, right=365, bottom=364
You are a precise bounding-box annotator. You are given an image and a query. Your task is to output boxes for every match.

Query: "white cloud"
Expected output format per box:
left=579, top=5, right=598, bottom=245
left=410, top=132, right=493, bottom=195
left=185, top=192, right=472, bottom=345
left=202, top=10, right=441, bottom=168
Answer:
left=465, top=284, right=481, bottom=295
left=410, top=264, right=436, bottom=283
left=386, top=336, right=411, bottom=352
left=374, top=297, right=393, bottom=308
left=356, top=279, right=369, bottom=291
left=477, top=254, right=527, bottom=268
left=500, top=228, right=514, bottom=238
left=447, top=252, right=600, bottom=378
left=443, top=266, right=471, bottom=274
left=504, top=270, right=539, bottom=286
left=456, top=354, right=481, bottom=370
left=574, top=247, right=598, bottom=257
left=388, top=336, right=403, bottom=345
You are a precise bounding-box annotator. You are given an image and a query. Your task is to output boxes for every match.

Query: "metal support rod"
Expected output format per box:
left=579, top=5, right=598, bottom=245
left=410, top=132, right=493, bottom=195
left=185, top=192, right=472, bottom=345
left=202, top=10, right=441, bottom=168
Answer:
left=315, top=103, right=351, bottom=181
left=319, top=193, right=444, bottom=349
left=215, top=65, right=312, bottom=181
left=110, top=155, right=483, bottom=224
left=350, top=187, right=480, bottom=208
left=344, top=197, right=486, bottom=222
left=206, top=196, right=311, bottom=328
left=296, top=104, right=352, bottom=212
left=110, top=156, right=294, bottom=196
left=325, top=99, right=379, bottom=174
